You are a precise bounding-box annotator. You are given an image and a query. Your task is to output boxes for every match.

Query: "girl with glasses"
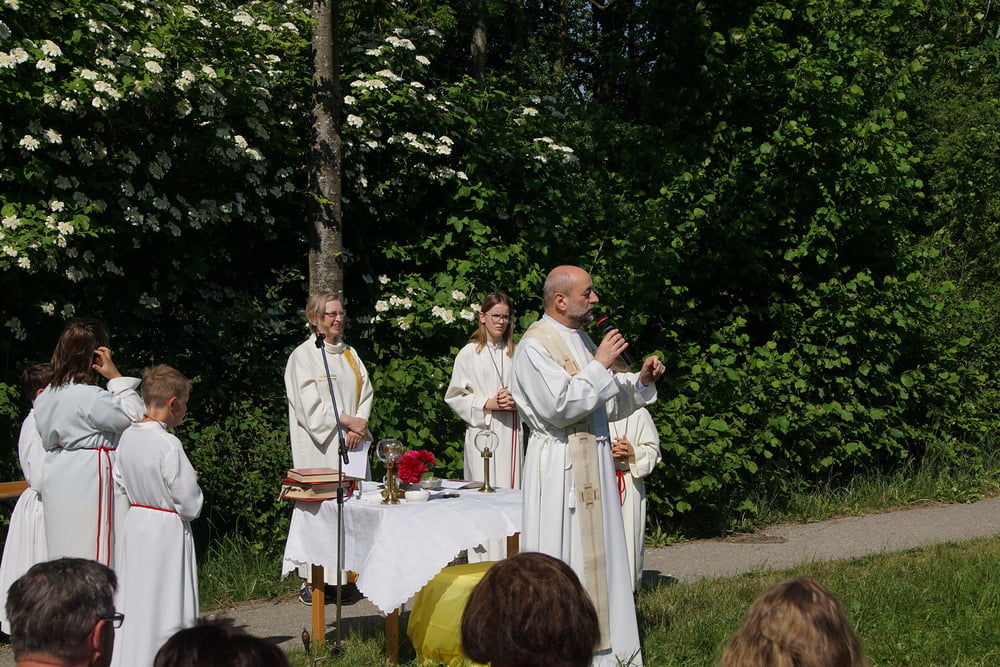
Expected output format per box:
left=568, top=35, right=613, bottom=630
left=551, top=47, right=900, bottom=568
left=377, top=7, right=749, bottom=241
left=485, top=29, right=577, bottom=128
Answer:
left=445, top=292, right=524, bottom=512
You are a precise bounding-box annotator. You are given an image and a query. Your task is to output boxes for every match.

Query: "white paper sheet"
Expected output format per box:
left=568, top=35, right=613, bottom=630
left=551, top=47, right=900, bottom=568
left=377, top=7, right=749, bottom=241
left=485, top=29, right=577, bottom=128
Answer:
left=342, top=439, right=371, bottom=478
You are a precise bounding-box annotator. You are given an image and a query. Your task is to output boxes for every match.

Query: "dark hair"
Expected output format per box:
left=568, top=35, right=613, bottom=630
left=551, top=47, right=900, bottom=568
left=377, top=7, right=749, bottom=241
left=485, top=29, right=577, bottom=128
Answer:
left=154, top=620, right=291, bottom=667
left=468, top=291, right=515, bottom=355
left=50, top=319, right=111, bottom=387
left=461, top=551, right=600, bottom=667
left=720, top=577, right=870, bottom=667
left=21, top=362, right=53, bottom=398
left=6, top=558, right=117, bottom=663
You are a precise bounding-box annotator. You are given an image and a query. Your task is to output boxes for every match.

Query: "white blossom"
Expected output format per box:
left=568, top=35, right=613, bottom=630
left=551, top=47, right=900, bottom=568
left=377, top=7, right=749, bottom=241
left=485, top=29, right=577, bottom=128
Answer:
left=5, top=317, right=27, bottom=341
left=460, top=309, right=476, bottom=321
left=19, top=135, right=40, bottom=151
left=451, top=289, right=466, bottom=301
left=45, top=129, right=62, bottom=144
left=375, top=300, right=389, bottom=312
left=145, top=60, right=163, bottom=73
left=396, top=317, right=411, bottom=330
left=233, top=11, right=255, bottom=26
left=80, top=68, right=98, bottom=80
left=51, top=201, right=66, bottom=213
left=40, top=40, right=62, bottom=57
left=346, top=114, right=363, bottom=128
left=36, top=58, right=56, bottom=72
left=522, top=107, right=538, bottom=116
left=415, top=55, right=430, bottom=65
left=378, top=274, right=390, bottom=284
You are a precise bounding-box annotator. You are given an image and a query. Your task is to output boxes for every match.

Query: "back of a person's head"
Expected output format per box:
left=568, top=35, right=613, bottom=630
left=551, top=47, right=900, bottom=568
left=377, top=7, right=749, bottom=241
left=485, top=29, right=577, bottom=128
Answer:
left=50, top=318, right=111, bottom=387
left=461, top=551, right=600, bottom=667
left=720, top=577, right=870, bottom=667
left=141, top=364, right=191, bottom=408
left=21, top=362, right=53, bottom=398
left=6, top=558, right=117, bottom=663
left=154, top=620, right=291, bottom=667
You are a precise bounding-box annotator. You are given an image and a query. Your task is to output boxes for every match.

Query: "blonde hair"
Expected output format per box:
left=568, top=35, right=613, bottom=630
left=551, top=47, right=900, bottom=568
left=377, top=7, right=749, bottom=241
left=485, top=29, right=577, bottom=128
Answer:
left=468, top=291, right=515, bottom=355
left=141, top=365, right=191, bottom=409
left=720, top=577, right=870, bottom=667
left=305, top=292, right=345, bottom=333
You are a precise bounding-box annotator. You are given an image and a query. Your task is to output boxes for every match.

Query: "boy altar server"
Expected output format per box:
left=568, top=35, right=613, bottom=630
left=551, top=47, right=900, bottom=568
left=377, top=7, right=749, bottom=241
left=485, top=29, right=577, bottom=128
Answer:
left=112, top=365, right=203, bottom=667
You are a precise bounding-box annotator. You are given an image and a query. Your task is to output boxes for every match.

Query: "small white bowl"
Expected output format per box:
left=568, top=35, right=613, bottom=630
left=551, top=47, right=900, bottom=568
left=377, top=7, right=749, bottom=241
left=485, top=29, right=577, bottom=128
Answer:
left=404, top=489, right=430, bottom=503
left=420, top=477, right=443, bottom=490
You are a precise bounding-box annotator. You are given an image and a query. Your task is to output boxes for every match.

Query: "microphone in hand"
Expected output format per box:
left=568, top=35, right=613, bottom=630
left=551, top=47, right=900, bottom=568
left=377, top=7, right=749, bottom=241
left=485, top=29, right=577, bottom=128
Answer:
left=594, top=313, right=636, bottom=367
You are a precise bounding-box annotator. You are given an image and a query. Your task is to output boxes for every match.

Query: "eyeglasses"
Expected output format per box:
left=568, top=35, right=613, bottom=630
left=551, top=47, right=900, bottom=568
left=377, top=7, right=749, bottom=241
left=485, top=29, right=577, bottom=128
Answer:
left=104, top=612, right=124, bottom=629
left=486, top=314, right=511, bottom=323
left=324, top=311, right=347, bottom=320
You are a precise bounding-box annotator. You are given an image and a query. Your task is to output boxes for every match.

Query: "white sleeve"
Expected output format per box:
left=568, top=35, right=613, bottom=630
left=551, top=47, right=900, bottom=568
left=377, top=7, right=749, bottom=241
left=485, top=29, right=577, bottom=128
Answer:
left=284, top=346, right=337, bottom=449
left=163, top=438, right=204, bottom=522
left=444, top=346, right=491, bottom=429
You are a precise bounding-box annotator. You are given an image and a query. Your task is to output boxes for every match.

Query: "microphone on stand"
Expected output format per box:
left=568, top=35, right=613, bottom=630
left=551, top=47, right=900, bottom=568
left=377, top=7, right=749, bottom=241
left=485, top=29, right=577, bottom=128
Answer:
left=315, top=333, right=351, bottom=466
left=593, top=313, right=636, bottom=367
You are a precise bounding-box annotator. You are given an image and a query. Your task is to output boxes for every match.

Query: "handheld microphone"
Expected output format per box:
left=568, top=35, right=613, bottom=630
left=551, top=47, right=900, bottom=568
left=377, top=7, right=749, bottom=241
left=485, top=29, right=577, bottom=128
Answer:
left=594, top=314, right=636, bottom=367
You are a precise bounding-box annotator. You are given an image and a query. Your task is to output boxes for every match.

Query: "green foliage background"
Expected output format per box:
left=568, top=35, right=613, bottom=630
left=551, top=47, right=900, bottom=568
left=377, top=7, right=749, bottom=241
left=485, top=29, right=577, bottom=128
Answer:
left=1, top=0, right=998, bottom=551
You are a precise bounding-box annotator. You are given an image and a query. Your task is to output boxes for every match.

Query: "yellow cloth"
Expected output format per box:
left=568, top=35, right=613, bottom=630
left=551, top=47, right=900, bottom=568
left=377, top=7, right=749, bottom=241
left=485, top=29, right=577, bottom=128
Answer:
left=407, top=561, right=494, bottom=666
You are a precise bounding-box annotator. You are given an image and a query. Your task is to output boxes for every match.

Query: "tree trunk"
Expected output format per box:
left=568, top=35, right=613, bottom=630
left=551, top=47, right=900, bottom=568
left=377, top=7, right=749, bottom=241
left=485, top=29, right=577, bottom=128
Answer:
left=308, top=0, right=343, bottom=295
left=471, top=0, right=488, bottom=81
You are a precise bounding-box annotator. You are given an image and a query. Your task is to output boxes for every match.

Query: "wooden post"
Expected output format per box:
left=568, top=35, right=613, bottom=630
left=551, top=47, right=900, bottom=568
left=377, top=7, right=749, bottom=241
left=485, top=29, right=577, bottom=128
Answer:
left=385, top=608, right=400, bottom=664
left=311, top=565, right=325, bottom=650
left=506, top=532, right=520, bottom=556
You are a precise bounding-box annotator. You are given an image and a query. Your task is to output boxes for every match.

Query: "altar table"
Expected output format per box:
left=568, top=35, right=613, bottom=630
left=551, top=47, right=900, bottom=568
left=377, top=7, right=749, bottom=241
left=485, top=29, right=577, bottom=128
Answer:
left=282, top=487, right=521, bottom=661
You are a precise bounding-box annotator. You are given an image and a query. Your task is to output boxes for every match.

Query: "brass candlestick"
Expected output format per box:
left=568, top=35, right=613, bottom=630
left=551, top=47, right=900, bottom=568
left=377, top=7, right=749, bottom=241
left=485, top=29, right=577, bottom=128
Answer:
left=474, top=431, right=498, bottom=493
left=376, top=439, right=404, bottom=505
left=380, top=461, right=404, bottom=504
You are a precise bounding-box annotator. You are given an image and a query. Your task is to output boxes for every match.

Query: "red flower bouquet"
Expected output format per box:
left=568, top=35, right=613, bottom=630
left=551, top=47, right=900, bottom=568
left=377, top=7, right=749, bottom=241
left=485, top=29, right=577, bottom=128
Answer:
left=397, top=449, right=437, bottom=484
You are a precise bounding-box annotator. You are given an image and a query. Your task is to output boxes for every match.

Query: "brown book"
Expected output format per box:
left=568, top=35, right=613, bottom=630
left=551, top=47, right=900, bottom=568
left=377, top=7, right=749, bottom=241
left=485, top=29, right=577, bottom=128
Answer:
left=279, top=479, right=355, bottom=501
left=286, top=467, right=344, bottom=483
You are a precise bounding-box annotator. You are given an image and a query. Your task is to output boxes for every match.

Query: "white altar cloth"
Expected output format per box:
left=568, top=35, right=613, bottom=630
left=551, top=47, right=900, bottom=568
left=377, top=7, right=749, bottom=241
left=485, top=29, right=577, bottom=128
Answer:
left=282, top=488, right=521, bottom=615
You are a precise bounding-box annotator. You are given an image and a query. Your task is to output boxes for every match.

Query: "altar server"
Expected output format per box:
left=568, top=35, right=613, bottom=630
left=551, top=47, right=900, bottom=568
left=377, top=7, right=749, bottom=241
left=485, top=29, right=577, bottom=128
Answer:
left=33, top=319, right=144, bottom=567
left=112, top=365, right=202, bottom=667
left=510, top=265, right=665, bottom=667
left=0, top=363, right=52, bottom=634
left=609, top=405, right=662, bottom=590
left=444, top=291, right=523, bottom=489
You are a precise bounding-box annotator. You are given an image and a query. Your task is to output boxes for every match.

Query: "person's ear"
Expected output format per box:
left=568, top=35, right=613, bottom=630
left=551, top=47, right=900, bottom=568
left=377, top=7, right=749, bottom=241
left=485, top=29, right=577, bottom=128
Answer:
left=87, top=618, right=112, bottom=666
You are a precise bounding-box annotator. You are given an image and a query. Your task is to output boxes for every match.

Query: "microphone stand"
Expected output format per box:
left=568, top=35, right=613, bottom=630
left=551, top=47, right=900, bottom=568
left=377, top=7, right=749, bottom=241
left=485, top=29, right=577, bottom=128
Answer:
left=315, top=332, right=350, bottom=655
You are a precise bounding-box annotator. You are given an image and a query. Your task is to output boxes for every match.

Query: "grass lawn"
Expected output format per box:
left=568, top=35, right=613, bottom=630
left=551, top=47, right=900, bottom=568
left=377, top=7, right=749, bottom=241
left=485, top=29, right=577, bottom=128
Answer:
left=280, top=534, right=1000, bottom=666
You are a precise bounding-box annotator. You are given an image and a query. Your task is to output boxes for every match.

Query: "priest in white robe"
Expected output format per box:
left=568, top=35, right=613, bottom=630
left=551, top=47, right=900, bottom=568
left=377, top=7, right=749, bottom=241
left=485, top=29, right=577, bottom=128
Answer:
left=112, top=365, right=202, bottom=667
left=284, top=293, right=373, bottom=599
left=510, top=265, right=666, bottom=667
left=610, top=406, right=662, bottom=590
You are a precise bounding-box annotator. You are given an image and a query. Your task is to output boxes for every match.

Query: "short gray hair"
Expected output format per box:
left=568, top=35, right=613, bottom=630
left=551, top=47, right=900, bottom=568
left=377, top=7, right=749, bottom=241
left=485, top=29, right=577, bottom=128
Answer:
left=7, top=558, right=117, bottom=663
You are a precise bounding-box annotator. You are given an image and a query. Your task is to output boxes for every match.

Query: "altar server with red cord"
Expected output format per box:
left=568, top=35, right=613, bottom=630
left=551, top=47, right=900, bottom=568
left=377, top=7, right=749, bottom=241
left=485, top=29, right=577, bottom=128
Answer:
left=33, top=319, right=145, bottom=568
left=112, top=365, right=203, bottom=667
left=0, top=363, right=53, bottom=634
